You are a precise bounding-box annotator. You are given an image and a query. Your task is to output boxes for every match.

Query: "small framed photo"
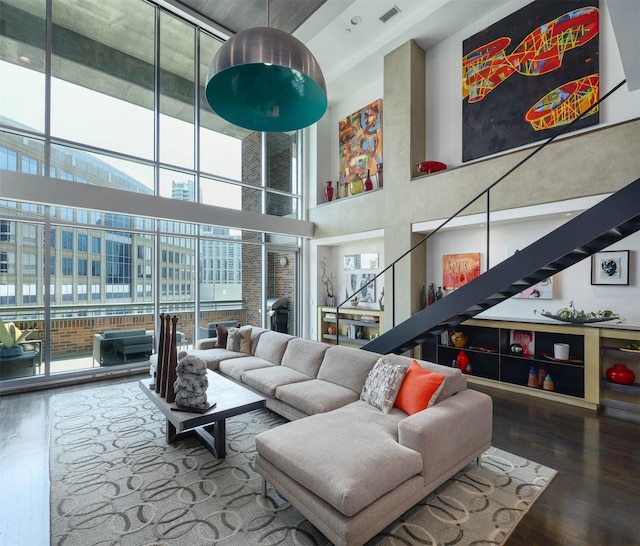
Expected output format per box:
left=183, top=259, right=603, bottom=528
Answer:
left=591, top=250, right=629, bottom=285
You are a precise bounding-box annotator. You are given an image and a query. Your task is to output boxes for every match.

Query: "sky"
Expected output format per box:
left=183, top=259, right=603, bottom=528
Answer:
left=1, top=60, right=243, bottom=210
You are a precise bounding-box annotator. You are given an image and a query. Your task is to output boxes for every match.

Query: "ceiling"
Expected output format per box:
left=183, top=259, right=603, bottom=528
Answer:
left=171, top=0, right=516, bottom=106
left=172, top=0, right=327, bottom=35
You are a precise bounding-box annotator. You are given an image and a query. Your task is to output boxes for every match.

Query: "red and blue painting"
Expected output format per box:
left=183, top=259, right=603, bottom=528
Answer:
left=462, top=1, right=599, bottom=162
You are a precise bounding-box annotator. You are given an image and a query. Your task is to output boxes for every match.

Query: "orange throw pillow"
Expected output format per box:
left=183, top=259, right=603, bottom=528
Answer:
left=395, top=360, right=446, bottom=415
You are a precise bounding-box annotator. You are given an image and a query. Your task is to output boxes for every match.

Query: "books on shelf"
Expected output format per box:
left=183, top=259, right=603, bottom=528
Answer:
left=360, top=315, right=379, bottom=323
left=324, top=313, right=336, bottom=320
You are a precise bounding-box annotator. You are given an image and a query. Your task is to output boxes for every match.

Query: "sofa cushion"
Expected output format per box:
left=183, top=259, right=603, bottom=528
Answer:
left=242, top=366, right=312, bottom=398
left=219, top=356, right=276, bottom=381
left=275, top=379, right=360, bottom=415
left=214, top=324, right=229, bottom=348
left=394, top=360, right=446, bottom=415
left=361, top=358, right=408, bottom=413
left=280, top=337, right=329, bottom=378
left=226, top=326, right=252, bottom=353
left=377, top=353, right=465, bottom=402
left=175, top=348, right=247, bottom=371
left=255, top=406, right=423, bottom=517
left=253, top=330, right=294, bottom=364
left=316, top=345, right=379, bottom=393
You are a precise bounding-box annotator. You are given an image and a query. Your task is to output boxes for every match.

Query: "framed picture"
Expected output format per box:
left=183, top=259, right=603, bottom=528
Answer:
left=344, top=253, right=379, bottom=270
left=518, top=278, right=553, bottom=299
left=462, top=1, right=599, bottom=161
left=338, top=99, right=382, bottom=189
left=510, top=329, right=535, bottom=357
left=346, top=273, right=376, bottom=302
left=443, top=252, right=481, bottom=290
left=591, top=250, right=629, bottom=285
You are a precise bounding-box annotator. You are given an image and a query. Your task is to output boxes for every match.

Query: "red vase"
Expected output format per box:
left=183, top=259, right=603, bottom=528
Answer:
left=456, top=350, right=469, bottom=371
left=364, top=169, right=373, bottom=191
left=324, top=181, right=334, bottom=202
left=606, top=364, right=635, bottom=385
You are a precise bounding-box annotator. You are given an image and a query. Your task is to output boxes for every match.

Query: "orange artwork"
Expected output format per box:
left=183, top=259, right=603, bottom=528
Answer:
left=443, top=253, right=481, bottom=290
left=338, top=99, right=382, bottom=190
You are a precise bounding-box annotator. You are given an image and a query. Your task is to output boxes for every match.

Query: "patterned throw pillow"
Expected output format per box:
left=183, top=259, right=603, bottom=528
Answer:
left=394, top=360, right=446, bottom=415
left=214, top=325, right=228, bottom=348
left=226, top=326, right=252, bottom=354
left=361, top=358, right=408, bottom=413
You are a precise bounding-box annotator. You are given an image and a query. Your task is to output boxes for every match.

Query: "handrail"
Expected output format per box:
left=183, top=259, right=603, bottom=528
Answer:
left=335, top=79, right=627, bottom=342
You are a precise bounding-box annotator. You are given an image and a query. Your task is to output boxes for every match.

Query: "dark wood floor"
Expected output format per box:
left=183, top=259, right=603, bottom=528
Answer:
left=1, top=376, right=638, bottom=546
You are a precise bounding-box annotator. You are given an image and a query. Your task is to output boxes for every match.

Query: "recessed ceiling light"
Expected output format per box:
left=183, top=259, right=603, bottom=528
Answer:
left=350, top=15, right=362, bottom=25
left=19, top=55, right=31, bottom=64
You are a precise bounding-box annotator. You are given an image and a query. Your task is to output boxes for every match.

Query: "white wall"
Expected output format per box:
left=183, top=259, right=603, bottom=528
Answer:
left=423, top=213, right=640, bottom=326
left=309, top=0, right=640, bottom=337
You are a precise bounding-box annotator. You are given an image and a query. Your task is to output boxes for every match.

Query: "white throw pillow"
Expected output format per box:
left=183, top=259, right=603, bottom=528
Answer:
left=226, top=326, right=252, bottom=353
left=361, top=358, right=408, bottom=413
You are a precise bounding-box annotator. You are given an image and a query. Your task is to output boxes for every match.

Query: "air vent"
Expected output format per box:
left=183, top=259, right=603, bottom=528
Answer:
left=379, top=5, right=401, bottom=23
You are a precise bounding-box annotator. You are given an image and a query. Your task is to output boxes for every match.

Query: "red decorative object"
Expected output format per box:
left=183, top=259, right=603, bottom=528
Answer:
left=364, top=169, right=374, bottom=191
left=456, top=350, right=469, bottom=371
left=324, top=181, right=334, bottom=202
left=606, top=364, right=635, bottom=385
left=418, top=160, right=447, bottom=174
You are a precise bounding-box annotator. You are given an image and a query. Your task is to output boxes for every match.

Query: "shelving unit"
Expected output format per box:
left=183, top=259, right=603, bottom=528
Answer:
left=318, top=307, right=384, bottom=348
left=597, top=326, right=640, bottom=420
left=421, top=318, right=599, bottom=409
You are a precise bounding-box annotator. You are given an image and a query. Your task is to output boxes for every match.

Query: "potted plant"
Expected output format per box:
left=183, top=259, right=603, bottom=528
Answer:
left=0, top=318, right=35, bottom=358
left=320, top=257, right=336, bottom=307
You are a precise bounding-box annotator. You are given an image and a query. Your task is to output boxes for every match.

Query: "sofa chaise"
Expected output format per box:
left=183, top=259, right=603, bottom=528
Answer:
left=166, top=325, right=493, bottom=546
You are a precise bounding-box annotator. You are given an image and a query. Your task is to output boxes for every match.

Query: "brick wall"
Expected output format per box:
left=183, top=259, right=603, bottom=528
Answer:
left=15, top=309, right=248, bottom=357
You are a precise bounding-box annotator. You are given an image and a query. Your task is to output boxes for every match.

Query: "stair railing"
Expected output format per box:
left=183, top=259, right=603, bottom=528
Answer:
left=335, top=79, right=627, bottom=343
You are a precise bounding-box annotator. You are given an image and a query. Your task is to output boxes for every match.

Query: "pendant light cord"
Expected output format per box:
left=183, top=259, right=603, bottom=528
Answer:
left=266, top=0, right=270, bottom=28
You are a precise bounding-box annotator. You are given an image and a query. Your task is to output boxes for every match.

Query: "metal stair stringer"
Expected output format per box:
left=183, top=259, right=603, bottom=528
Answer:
left=364, top=177, right=640, bottom=355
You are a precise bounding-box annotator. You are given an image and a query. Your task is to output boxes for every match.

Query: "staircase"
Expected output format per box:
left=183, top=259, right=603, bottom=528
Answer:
left=364, top=178, right=640, bottom=355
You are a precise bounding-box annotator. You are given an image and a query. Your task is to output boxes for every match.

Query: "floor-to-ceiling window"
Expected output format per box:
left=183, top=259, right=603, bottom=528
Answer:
left=0, top=0, right=307, bottom=387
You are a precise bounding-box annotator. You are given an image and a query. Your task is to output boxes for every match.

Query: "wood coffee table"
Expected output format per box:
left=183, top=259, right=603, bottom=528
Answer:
left=139, top=369, right=265, bottom=458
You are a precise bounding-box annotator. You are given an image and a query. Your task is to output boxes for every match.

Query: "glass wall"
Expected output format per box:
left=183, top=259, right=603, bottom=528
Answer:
left=0, top=0, right=305, bottom=386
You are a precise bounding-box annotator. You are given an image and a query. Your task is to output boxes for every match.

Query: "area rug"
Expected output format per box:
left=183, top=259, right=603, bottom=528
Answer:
left=49, top=381, right=556, bottom=546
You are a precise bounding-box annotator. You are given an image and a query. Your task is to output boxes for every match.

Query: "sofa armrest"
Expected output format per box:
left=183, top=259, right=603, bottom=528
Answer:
left=398, top=389, right=492, bottom=486
left=93, top=333, right=108, bottom=365
left=197, top=337, right=218, bottom=350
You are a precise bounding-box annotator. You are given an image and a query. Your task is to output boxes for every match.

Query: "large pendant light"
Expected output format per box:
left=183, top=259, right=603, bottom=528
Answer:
left=205, top=3, right=327, bottom=133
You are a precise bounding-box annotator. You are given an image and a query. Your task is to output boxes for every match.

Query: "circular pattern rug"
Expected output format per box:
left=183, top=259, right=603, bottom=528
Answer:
left=49, top=381, right=556, bottom=545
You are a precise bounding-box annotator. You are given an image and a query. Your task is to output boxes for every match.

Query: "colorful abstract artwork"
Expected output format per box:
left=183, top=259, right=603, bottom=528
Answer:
left=462, top=1, right=599, bottom=161
left=443, top=253, right=481, bottom=290
left=338, top=99, right=382, bottom=191
left=518, top=278, right=553, bottom=299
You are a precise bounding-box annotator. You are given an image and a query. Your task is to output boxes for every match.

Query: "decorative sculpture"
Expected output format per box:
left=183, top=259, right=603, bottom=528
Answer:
left=165, top=315, right=179, bottom=403
left=174, top=354, right=210, bottom=411
left=155, top=313, right=166, bottom=394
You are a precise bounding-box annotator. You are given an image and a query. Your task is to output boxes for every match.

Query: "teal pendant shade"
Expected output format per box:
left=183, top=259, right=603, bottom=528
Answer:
left=206, top=27, right=327, bottom=132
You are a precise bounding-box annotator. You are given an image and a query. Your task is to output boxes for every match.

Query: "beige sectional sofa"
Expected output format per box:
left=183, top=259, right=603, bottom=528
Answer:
left=172, top=326, right=493, bottom=546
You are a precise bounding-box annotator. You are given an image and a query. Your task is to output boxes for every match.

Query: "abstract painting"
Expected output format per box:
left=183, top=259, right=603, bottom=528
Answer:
left=346, top=273, right=376, bottom=303
left=462, top=1, right=599, bottom=161
left=339, top=99, right=382, bottom=191
left=443, top=253, right=481, bottom=290
left=518, top=278, right=553, bottom=299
